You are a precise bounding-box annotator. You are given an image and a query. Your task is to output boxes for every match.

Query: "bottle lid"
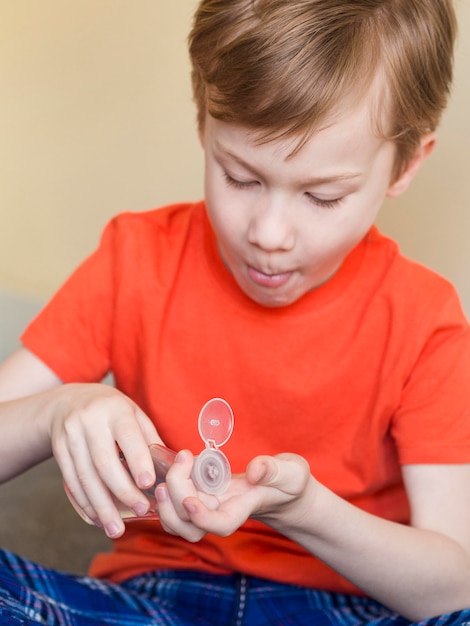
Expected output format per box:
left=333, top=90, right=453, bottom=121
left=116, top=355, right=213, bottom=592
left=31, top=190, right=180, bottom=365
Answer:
left=191, top=448, right=231, bottom=494
left=198, top=397, right=234, bottom=449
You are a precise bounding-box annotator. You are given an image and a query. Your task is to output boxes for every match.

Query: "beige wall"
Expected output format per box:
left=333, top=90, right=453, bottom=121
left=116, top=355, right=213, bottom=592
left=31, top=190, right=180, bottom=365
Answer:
left=0, top=1, right=202, bottom=298
left=1, top=1, right=469, bottom=312
left=377, top=0, right=470, bottom=313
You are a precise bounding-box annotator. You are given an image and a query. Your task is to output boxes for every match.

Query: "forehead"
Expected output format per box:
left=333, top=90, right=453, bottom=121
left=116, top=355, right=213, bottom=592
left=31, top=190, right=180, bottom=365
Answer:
left=206, top=100, right=389, bottom=170
left=207, top=73, right=392, bottom=150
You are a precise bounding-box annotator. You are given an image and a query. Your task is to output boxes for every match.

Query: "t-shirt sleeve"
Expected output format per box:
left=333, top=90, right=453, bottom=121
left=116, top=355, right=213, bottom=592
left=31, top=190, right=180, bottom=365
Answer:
left=21, top=219, right=117, bottom=383
left=392, top=285, right=470, bottom=464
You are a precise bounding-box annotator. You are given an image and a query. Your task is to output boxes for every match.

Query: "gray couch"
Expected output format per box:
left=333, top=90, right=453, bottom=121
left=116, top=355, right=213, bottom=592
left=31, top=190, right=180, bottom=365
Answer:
left=0, top=459, right=111, bottom=574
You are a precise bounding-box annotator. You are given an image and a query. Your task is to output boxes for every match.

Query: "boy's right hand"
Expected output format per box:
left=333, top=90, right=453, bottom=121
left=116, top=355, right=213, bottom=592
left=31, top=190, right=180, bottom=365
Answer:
left=0, top=348, right=159, bottom=538
left=48, top=382, right=160, bottom=538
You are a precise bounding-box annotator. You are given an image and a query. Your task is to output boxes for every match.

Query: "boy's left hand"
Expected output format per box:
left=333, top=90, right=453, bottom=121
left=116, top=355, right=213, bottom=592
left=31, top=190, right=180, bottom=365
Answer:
left=156, top=450, right=312, bottom=542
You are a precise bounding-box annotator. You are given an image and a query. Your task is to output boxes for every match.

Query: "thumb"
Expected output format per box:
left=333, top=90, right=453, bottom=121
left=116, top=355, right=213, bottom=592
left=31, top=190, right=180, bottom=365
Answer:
left=247, top=453, right=310, bottom=495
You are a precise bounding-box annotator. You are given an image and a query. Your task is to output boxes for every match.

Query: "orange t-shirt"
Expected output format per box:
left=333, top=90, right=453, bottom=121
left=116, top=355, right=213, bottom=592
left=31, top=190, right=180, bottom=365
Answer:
left=22, top=201, right=470, bottom=594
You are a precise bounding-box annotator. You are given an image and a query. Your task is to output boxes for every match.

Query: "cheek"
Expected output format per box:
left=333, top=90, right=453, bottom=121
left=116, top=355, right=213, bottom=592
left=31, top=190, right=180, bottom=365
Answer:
left=203, top=174, right=224, bottom=226
left=205, top=179, right=246, bottom=235
left=212, top=210, right=244, bottom=250
left=204, top=187, right=240, bottom=248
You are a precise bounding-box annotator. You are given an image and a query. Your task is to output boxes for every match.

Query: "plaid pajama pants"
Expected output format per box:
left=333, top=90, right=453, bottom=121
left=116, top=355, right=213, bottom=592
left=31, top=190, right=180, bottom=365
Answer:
left=0, top=549, right=469, bottom=626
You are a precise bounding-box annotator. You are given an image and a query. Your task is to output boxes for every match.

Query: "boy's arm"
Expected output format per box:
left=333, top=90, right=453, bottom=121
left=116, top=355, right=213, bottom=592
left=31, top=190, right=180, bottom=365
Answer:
left=0, top=347, right=62, bottom=400
left=272, top=462, right=470, bottom=621
left=0, top=347, right=160, bottom=537
left=161, top=453, right=470, bottom=621
left=0, top=347, right=63, bottom=478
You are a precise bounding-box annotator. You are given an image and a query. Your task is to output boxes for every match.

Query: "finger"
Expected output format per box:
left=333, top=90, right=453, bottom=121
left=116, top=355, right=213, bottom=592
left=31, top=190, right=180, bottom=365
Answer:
left=136, top=408, right=160, bottom=445
left=86, top=402, right=157, bottom=490
left=65, top=429, right=143, bottom=537
left=247, top=453, right=310, bottom=495
left=62, top=445, right=124, bottom=535
left=83, top=405, right=156, bottom=502
left=156, top=484, right=206, bottom=543
left=164, top=450, right=199, bottom=521
left=53, top=429, right=103, bottom=526
left=83, top=432, right=153, bottom=521
left=182, top=494, right=252, bottom=537
left=116, top=408, right=160, bottom=489
left=59, top=450, right=100, bottom=526
left=73, top=450, right=127, bottom=537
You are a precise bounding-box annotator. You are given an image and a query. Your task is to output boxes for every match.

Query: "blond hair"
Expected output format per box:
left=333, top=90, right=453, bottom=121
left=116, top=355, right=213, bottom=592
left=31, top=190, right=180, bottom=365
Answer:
left=189, top=0, right=457, bottom=176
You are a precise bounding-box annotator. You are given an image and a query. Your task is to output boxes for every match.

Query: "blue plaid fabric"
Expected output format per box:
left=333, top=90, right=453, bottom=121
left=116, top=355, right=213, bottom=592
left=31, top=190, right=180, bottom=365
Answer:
left=0, top=549, right=469, bottom=625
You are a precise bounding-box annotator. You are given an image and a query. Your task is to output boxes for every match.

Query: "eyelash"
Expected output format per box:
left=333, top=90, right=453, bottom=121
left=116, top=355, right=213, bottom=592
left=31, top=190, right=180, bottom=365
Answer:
left=223, top=173, right=256, bottom=190
left=305, top=194, right=343, bottom=210
left=223, top=173, right=343, bottom=209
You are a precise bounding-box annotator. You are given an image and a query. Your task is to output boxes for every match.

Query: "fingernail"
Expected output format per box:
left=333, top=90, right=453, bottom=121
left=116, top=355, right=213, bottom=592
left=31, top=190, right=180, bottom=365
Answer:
left=175, top=450, right=188, bottom=463
left=138, top=472, right=154, bottom=489
left=156, top=485, right=168, bottom=502
left=254, top=461, right=269, bottom=483
left=133, top=502, right=149, bottom=517
left=105, top=522, right=121, bottom=538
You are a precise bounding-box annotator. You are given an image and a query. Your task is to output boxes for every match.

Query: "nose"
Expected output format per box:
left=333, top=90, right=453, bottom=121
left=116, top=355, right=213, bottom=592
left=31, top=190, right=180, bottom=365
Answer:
left=247, top=197, right=295, bottom=252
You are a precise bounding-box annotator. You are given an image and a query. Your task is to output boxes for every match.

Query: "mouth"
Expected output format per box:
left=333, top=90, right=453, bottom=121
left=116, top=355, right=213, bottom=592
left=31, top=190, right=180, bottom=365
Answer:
left=247, top=266, right=293, bottom=288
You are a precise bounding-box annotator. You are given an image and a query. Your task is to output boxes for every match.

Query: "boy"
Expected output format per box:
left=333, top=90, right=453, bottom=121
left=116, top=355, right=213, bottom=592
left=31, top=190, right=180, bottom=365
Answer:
left=1, top=0, right=470, bottom=624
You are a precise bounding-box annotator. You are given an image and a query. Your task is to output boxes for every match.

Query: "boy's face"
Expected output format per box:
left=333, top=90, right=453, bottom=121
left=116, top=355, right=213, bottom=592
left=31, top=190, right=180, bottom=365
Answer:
left=201, top=105, right=407, bottom=308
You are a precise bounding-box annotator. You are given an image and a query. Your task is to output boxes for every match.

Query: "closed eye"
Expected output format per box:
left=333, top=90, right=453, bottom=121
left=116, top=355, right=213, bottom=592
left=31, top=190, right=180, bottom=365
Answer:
left=223, top=172, right=258, bottom=190
left=305, top=193, right=343, bottom=210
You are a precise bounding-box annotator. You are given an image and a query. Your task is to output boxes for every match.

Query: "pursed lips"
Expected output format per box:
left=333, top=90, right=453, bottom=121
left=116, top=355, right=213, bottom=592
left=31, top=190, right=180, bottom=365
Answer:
left=247, top=265, right=293, bottom=288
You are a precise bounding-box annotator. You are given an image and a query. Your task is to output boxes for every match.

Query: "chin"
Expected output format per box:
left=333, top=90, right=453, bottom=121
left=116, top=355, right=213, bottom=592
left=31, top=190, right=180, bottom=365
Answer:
left=245, top=286, right=303, bottom=308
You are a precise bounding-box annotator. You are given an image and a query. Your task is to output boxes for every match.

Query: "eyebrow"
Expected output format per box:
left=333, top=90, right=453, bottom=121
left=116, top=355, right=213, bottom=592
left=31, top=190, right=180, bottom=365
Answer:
left=214, top=141, right=362, bottom=186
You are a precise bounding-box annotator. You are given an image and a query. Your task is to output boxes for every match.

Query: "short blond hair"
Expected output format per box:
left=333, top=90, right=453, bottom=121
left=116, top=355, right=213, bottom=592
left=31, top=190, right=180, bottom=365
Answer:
left=189, top=0, right=457, bottom=176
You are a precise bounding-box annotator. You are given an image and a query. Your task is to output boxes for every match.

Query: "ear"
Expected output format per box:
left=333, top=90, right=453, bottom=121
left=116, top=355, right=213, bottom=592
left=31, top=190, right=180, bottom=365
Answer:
left=386, top=132, right=436, bottom=198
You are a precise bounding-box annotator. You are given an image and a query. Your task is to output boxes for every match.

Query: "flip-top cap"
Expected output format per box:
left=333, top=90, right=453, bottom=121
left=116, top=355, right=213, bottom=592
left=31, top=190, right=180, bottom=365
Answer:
left=198, top=397, right=234, bottom=449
